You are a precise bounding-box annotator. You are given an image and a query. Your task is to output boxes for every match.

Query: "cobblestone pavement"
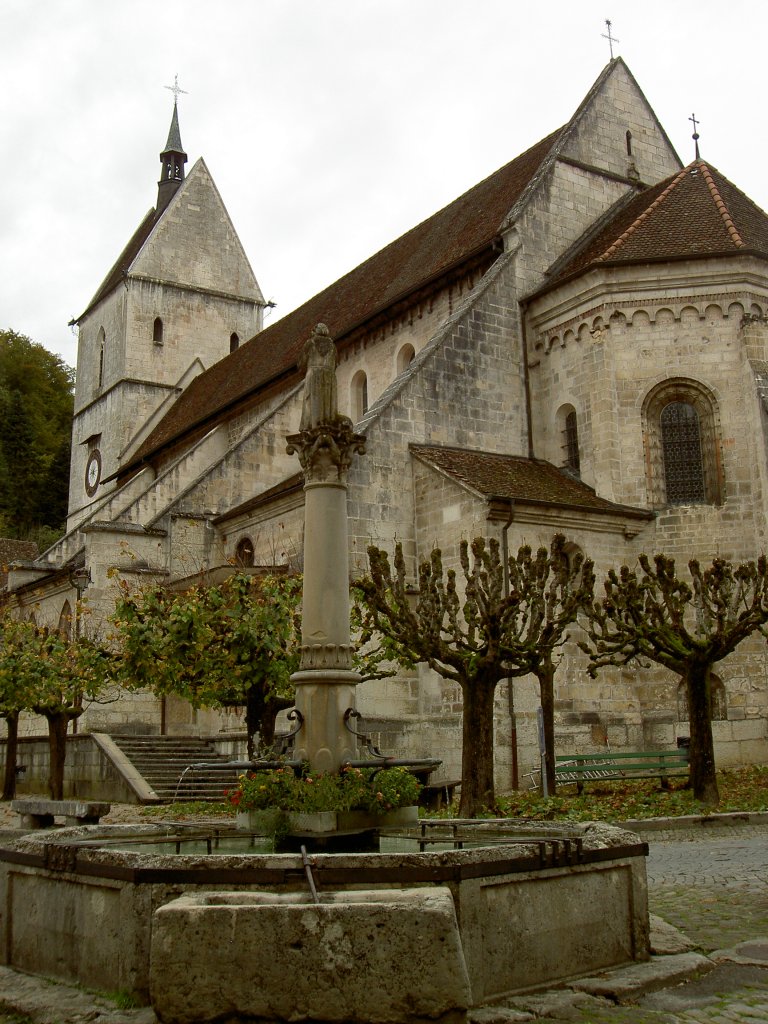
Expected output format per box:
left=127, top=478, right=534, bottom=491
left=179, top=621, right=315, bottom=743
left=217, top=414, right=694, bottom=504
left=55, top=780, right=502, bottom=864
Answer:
left=1, top=814, right=768, bottom=1023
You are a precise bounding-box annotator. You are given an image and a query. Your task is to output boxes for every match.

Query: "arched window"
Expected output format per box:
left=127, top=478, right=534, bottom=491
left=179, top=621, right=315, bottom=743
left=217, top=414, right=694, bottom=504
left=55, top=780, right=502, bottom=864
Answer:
left=351, top=370, right=368, bottom=422
left=397, top=344, right=415, bottom=375
left=230, top=332, right=240, bottom=353
left=556, top=404, right=580, bottom=476
left=153, top=317, right=164, bottom=345
left=643, top=379, right=722, bottom=507
left=235, top=536, right=254, bottom=567
left=57, top=600, right=73, bottom=640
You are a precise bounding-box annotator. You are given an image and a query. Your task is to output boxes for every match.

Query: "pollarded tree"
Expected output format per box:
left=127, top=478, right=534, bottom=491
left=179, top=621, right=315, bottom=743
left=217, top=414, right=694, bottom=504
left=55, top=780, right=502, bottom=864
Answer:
left=112, top=572, right=302, bottom=758
left=503, top=536, right=595, bottom=794
left=356, top=535, right=593, bottom=816
left=581, top=554, right=768, bottom=805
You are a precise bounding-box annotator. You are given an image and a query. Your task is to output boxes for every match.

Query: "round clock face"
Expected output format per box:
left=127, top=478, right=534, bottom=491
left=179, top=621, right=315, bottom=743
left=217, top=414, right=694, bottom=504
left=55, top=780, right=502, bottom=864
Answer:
left=85, top=450, right=102, bottom=497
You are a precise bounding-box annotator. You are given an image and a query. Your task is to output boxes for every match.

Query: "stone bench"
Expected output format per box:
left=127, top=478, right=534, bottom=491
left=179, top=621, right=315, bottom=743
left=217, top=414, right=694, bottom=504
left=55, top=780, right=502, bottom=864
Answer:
left=11, top=799, right=111, bottom=829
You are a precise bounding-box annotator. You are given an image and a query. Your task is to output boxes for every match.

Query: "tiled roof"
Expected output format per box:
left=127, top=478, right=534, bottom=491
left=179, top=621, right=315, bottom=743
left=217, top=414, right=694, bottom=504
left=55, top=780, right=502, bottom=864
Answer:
left=542, top=161, right=768, bottom=290
left=126, top=128, right=564, bottom=469
left=410, top=444, right=652, bottom=518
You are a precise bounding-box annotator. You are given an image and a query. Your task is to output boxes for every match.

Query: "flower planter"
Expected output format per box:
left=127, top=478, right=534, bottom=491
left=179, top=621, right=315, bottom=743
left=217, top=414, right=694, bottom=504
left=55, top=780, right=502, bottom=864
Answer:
left=235, top=809, right=285, bottom=834
left=288, top=811, right=338, bottom=833
left=337, top=805, right=419, bottom=830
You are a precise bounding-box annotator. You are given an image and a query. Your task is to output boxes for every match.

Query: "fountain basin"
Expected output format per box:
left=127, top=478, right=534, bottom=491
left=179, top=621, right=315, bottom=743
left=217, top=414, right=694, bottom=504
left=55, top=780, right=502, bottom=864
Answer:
left=151, top=888, right=470, bottom=1024
left=0, top=820, right=650, bottom=1010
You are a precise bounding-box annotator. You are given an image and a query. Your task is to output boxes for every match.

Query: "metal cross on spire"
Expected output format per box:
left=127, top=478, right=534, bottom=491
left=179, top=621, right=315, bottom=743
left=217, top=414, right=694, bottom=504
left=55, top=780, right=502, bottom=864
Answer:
left=689, top=113, right=701, bottom=159
left=602, top=19, right=619, bottom=59
left=164, top=74, right=188, bottom=105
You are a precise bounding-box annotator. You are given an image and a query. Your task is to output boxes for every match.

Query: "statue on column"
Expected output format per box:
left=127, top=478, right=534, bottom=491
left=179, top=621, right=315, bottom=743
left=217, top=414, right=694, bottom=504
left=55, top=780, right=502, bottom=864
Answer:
left=300, top=323, right=338, bottom=430
left=288, top=324, right=365, bottom=482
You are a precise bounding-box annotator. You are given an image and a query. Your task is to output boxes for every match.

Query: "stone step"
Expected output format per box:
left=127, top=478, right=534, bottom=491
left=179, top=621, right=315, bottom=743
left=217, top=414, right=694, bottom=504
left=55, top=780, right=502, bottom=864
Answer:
left=109, top=735, right=242, bottom=804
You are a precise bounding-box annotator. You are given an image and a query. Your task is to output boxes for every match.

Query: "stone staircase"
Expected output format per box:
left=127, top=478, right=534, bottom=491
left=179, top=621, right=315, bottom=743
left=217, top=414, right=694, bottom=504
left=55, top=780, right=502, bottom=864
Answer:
left=109, top=735, right=242, bottom=803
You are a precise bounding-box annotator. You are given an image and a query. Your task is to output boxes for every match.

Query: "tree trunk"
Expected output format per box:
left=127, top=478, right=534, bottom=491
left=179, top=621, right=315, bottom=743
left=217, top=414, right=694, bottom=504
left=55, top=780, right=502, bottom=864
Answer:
left=538, top=660, right=557, bottom=795
left=2, top=713, right=19, bottom=801
left=46, top=712, right=72, bottom=800
left=245, top=688, right=294, bottom=758
left=458, top=675, right=497, bottom=817
left=685, top=663, right=719, bottom=806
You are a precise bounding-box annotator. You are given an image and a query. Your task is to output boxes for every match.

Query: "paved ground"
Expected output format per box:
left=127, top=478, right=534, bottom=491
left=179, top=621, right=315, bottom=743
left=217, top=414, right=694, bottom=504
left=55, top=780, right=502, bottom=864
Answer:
left=0, top=809, right=767, bottom=1023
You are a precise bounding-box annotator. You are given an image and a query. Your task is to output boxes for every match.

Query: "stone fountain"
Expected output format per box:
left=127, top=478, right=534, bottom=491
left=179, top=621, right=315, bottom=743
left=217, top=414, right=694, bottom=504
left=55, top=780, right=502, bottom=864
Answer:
left=0, top=324, right=653, bottom=1024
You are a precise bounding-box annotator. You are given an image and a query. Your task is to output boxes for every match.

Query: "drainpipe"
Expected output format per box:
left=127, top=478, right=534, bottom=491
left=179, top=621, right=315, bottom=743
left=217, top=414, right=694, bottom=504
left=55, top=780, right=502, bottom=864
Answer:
left=520, top=300, right=535, bottom=460
left=499, top=500, right=518, bottom=791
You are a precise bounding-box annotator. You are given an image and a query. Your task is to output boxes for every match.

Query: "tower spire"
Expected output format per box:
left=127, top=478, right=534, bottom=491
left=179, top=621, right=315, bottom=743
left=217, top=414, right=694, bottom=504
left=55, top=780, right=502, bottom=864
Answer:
left=157, top=76, right=188, bottom=214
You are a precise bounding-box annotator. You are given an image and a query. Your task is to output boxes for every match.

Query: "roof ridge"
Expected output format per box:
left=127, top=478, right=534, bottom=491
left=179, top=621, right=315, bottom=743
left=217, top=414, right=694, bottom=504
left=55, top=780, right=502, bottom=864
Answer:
left=699, top=162, right=745, bottom=248
left=597, top=165, right=690, bottom=262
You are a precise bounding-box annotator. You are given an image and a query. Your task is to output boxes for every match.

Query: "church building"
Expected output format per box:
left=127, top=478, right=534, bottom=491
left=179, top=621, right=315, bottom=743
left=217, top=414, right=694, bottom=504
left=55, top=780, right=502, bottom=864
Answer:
left=7, top=57, right=768, bottom=784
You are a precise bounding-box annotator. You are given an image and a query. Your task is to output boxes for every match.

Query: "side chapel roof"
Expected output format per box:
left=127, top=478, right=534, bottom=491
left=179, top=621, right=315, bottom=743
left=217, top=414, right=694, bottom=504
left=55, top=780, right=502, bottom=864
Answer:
left=410, top=444, right=653, bottom=519
left=538, top=160, right=768, bottom=294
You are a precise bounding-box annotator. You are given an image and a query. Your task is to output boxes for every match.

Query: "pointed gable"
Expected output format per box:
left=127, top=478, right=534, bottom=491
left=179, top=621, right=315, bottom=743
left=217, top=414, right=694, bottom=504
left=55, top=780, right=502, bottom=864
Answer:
left=76, top=159, right=262, bottom=323
left=131, top=158, right=262, bottom=299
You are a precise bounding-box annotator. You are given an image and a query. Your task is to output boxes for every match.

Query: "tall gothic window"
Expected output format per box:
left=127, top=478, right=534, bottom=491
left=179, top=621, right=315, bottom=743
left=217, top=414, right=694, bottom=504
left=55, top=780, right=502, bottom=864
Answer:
left=643, top=379, right=722, bottom=507
left=230, top=332, right=240, bottom=353
left=153, top=317, right=164, bottom=345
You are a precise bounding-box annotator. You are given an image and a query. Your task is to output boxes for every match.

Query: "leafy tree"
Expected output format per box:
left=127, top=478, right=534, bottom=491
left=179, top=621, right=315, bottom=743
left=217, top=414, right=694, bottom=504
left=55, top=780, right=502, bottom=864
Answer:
left=0, top=615, right=41, bottom=798
left=0, top=329, right=74, bottom=543
left=581, top=554, right=768, bottom=806
left=0, top=612, right=109, bottom=798
left=356, top=535, right=592, bottom=816
left=112, top=572, right=302, bottom=758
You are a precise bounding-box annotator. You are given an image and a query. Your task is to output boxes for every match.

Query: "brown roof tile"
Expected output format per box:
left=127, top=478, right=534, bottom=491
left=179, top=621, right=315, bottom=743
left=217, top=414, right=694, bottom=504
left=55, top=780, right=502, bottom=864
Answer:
left=410, top=444, right=652, bottom=518
left=542, top=161, right=768, bottom=290
left=126, top=128, right=564, bottom=469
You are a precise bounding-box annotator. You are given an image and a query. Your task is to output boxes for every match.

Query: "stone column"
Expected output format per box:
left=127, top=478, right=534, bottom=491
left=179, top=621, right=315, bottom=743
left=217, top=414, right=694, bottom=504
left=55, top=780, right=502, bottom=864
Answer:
left=286, top=325, right=366, bottom=773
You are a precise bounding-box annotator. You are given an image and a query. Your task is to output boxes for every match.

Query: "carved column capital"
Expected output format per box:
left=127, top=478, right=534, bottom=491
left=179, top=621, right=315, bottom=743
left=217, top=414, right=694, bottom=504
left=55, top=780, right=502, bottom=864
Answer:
left=286, top=417, right=366, bottom=484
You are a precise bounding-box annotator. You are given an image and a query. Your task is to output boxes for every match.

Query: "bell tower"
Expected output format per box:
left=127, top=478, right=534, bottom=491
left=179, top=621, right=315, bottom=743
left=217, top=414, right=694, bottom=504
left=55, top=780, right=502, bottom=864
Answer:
left=67, top=88, right=265, bottom=530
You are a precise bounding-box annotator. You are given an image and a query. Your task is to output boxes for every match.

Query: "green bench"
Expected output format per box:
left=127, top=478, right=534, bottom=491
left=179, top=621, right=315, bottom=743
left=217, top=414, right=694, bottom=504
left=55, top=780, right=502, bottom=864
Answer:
left=555, top=749, right=690, bottom=794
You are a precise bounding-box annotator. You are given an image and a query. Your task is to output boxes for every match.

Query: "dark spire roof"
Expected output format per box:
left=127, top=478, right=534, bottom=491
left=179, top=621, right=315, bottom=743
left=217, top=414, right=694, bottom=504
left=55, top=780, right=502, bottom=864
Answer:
left=163, top=100, right=185, bottom=154
left=538, top=160, right=768, bottom=294
left=157, top=100, right=188, bottom=214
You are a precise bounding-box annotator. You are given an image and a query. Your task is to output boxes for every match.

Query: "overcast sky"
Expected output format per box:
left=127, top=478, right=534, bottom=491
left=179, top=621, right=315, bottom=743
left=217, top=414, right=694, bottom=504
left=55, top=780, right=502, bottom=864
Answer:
left=2, top=0, right=767, bottom=371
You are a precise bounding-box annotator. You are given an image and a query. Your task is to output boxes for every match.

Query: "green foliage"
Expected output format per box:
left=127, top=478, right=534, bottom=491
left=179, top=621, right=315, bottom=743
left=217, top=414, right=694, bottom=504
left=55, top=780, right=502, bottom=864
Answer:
left=139, top=801, right=235, bottom=819
left=0, top=329, right=73, bottom=540
left=228, top=766, right=421, bottom=815
left=111, top=572, right=302, bottom=754
left=0, top=612, right=108, bottom=717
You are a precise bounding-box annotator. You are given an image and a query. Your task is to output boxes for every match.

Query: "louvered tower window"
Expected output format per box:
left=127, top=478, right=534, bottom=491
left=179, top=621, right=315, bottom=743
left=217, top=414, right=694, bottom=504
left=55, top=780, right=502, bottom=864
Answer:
left=661, top=401, right=705, bottom=504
